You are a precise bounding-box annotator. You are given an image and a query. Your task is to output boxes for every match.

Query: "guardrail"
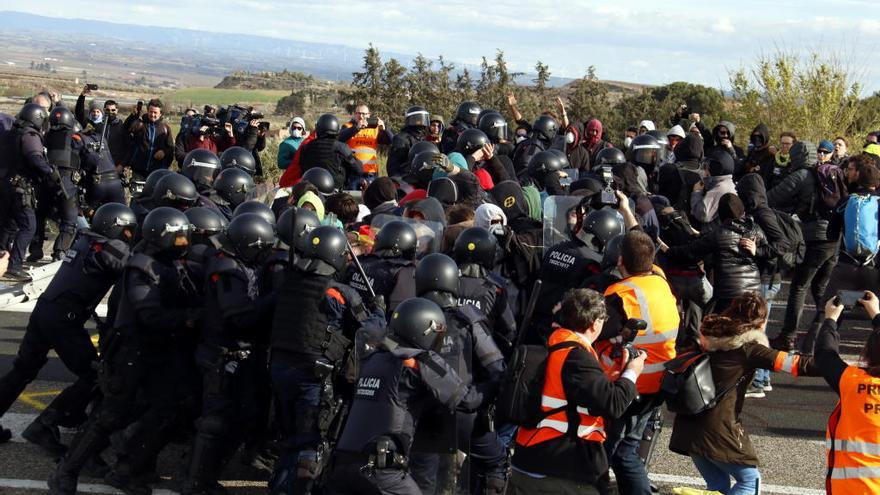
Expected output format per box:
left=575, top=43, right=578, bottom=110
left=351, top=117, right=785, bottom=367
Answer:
left=0, top=261, right=62, bottom=309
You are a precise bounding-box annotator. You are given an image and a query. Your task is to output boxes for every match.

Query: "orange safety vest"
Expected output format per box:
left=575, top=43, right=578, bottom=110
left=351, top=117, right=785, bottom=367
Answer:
left=604, top=272, right=679, bottom=395
left=343, top=123, right=380, bottom=175
left=826, top=366, right=880, bottom=494
left=515, top=328, right=606, bottom=447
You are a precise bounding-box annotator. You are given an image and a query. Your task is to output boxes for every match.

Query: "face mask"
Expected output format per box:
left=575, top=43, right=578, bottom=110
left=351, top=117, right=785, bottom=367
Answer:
left=565, top=132, right=575, bottom=144
left=515, top=135, right=526, bottom=144
left=90, top=114, right=103, bottom=124
left=489, top=223, right=505, bottom=236
left=624, top=136, right=633, bottom=148
left=750, top=135, right=764, bottom=147
left=290, top=129, right=302, bottom=138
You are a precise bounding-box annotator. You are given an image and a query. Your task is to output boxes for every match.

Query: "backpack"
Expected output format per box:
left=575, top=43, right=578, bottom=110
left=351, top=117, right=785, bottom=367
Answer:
left=772, top=209, right=806, bottom=270
left=0, top=113, right=15, bottom=172
left=814, top=163, right=848, bottom=214
left=842, top=193, right=880, bottom=264
left=661, top=351, right=746, bottom=415
left=496, top=341, right=578, bottom=428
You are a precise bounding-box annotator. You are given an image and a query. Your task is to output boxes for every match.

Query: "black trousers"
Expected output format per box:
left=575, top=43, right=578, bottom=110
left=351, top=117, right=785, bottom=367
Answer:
left=778, top=240, right=840, bottom=340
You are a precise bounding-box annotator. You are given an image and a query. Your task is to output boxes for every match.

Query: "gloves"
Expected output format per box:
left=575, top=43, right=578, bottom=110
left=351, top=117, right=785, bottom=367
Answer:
left=432, top=153, right=455, bottom=174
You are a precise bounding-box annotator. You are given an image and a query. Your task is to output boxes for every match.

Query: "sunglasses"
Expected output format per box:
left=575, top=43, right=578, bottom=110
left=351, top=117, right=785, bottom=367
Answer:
left=818, top=150, right=831, bottom=155
left=291, top=126, right=303, bottom=130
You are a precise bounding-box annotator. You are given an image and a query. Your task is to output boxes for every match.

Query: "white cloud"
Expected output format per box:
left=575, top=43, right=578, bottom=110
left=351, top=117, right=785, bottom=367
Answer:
left=711, top=17, right=736, bottom=34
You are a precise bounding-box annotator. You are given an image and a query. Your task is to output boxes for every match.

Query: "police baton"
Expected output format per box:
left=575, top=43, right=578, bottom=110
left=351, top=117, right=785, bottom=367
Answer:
left=515, top=279, right=543, bottom=347
left=344, top=234, right=376, bottom=300
left=51, top=166, right=71, bottom=201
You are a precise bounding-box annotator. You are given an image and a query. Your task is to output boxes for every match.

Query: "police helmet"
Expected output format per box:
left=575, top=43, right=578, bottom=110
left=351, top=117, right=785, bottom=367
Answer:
left=579, top=208, right=625, bottom=252
left=226, top=213, right=276, bottom=264
left=152, top=173, right=198, bottom=210
left=296, top=225, right=349, bottom=276
left=16, top=103, right=48, bottom=131
left=404, top=106, right=430, bottom=128
left=90, top=202, right=137, bottom=241
left=374, top=220, right=417, bottom=260
left=185, top=207, right=227, bottom=245
left=142, top=169, right=174, bottom=199
left=315, top=113, right=340, bottom=138
left=233, top=200, right=276, bottom=227
left=594, top=147, right=626, bottom=168
left=142, top=207, right=191, bottom=252
left=478, top=112, right=508, bottom=143
left=219, top=146, right=257, bottom=176
left=527, top=150, right=564, bottom=176
left=48, top=106, right=76, bottom=130
left=390, top=297, right=448, bottom=351
left=628, top=134, right=661, bottom=169
left=549, top=148, right=570, bottom=170
left=601, top=234, right=624, bottom=270
left=182, top=149, right=222, bottom=188
left=214, top=168, right=255, bottom=208
left=407, top=141, right=439, bottom=164
left=277, top=207, right=320, bottom=253
left=453, top=227, right=497, bottom=270
left=647, top=129, right=669, bottom=150
left=456, top=128, right=489, bottom=156
left=301, top=167, right=336, bottom=195
left=455, top=101, right=483, bottom=127
left=532, top=115, right=559, bottom=142
left=415, top=253, right=460, bottom=298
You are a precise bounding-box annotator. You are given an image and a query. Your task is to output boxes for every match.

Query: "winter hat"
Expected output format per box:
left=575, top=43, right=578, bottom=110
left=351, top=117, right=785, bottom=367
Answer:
left=363, top=177, right=397, bottom=210
left=450, top=170, right=484, bottom=209
left=638, top=120, right=656, bottom=132
left=89, top=100, right=103, bottom=112
left=789, top=141, right=818, bottom=169
left=489, top=180, right=528, bottom=221
left=707, top=150, right=735, bottom=176
left=474, top=203, right=507, bottom=229
left=818, top=140, right=834, bottom=153
left=717, top=192, right=745, bottom=222
left=667, top=125, right=686, bottom=139
left=290, top=117, right=306, bottom=130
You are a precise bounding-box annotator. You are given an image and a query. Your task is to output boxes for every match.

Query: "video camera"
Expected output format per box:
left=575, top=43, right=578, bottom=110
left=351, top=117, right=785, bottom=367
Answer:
left=223, top=105, right=270, bottom=135
left=181, top=113, right=223, bottom=138
left=600, top=165, right=618, bottom=207
left=613, top=318, right=648, bottom=364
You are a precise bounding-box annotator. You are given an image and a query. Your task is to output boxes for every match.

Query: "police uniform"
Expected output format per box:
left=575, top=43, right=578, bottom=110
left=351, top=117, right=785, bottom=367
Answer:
left=298, top=137, right=363, bottom=191
left=76, top=131, right=125, bottom=211
left=31, top=124, right=80, bottom=260
left=0, top=232, right=128, bottom=437
left=327, top=343, right=473, bottom=495
left=268, top=266, right=384, bottom=494
left=345, top=255, right=417, bottom=314
left=0, top=123, right=53, bottom=274
left=410, top=304, right=508, bottom=495
left=182, top=250, right=276, bottom=493
left=50, top=245, right=200, bottom=494
left=457, top=265, right=517, bottom=356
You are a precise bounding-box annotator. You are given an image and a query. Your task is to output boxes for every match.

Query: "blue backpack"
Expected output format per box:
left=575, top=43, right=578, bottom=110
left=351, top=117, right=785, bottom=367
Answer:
left=842, top=193, right=880, bottom=264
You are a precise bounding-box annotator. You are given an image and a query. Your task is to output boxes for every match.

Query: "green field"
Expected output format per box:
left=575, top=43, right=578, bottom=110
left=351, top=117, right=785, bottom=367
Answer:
left=161, top=87, right=288, bottom=108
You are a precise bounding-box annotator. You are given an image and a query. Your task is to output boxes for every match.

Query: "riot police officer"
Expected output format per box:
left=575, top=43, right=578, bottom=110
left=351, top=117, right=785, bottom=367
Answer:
left=386, top=106, right=430, bottom=178
left=453, top=227, right=517, bottom=354
left=49, top=207, right=201, bottom=495
left=211, top=167, right=256, bottom=219
left=268, top=226, right=385, bottom=495
left=525, top=149, right=566, bottom=195
left=411, top=253, right=508, bottom=495
left=512, top=115, right=561, bottom=175
left=220, top=146, right=258, bottom=176
left=75, top=125, right=125, bottom=213
left=29, top=106, right=80, bottom=262
left=297, top=114, right=363, bottom=191
left=327, top=297, right=479, bottom=495
left=269, top=206, right=321, bottom=292
left=151, top=173, right=199, bottom=211
left=345, top=220, right=418, bottom=314
left=0, top=203, right=135, bottom=454
left=181, top=213, right=277, bottom=495
left=531, top=208, right=625, bottom=343
left=439, top=101, right=483, bottom=154
left=129, top=168, right=173, bottom=224
left=301, top=166, right=337, bottom=196
left=182, top=149, right=222, bottom=210
left=0, top=103, right=53, bottom=280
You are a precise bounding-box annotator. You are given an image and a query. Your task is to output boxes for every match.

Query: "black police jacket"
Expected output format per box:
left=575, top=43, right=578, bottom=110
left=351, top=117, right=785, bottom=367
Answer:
left=12, top=126, right=53, bottom=181
left=345, top=256, right=416, bottom=314
left=458, top=266, right=517, bottom=352
left=532, top=239, right=603, bottom=339
left=298, top=137, right=363, bottom=190
left=386, top=127, right=425, bottom=178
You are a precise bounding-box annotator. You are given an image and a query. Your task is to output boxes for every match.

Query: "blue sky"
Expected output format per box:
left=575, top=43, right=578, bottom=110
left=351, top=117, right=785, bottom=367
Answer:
left=10, top=0, right=880, bottom=93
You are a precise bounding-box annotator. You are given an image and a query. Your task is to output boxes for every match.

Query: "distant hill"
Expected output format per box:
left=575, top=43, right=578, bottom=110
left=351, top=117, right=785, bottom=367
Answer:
left=215, top=70, right=317, bottom=90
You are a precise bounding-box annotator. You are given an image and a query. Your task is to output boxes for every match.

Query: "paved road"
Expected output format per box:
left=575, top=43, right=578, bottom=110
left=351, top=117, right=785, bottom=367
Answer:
left=0, top=280, right=866, bottom=494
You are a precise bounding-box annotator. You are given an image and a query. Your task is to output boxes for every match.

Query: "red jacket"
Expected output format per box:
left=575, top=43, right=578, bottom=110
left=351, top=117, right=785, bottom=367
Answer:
left=279, top=132, right=318, bottom=187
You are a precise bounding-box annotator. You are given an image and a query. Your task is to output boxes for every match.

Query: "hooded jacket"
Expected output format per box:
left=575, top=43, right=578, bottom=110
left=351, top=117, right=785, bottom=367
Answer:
left=767, top=141, right=835, bottom=242
left=706, top=121, right=745, bottom=163
left=742, top=123, right=774, bottom=182
left=666, top=214, right=769, bottom=300
left=669, top=320, right=814, bottom=466
left=735, top=174, right=787, bottom=277
left=690, top=170, right=737, bottom=232
left=658, top=135, right=704, bottom=211
left=404, top=196, right=447, bottom=227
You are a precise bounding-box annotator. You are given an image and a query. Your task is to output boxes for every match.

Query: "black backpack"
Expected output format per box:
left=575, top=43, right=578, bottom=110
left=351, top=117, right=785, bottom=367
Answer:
left=772, top=209, right=806, bottom=270
left=661, top=351, right=746, bottom=415
left=496, top=341, right=578, bottom=428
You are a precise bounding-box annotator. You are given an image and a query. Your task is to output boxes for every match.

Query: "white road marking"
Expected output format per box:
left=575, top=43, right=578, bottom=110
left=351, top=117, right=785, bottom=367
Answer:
left=0, top=477, right=177, bottom=493
left=0, top=300, right=107, bottom=316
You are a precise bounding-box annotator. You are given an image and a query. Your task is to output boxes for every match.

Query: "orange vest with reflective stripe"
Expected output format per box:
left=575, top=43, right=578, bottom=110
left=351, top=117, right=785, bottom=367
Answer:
left=826, top=366, right=880, bottom=494
left=515, top=328, right=606, bottom=447
left=604, top=273, right=679, bottom=395
left=344, top=123, right=380, bottom=174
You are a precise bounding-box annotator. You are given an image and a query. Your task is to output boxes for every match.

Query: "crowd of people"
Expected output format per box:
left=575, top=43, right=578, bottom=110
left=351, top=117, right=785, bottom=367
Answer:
left=1, top=88, right=880, bottom=495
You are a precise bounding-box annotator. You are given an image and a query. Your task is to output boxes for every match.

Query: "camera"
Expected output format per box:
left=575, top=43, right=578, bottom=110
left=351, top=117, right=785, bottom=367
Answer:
left=367, top=116, right=379, bottom=128
left=181, top=114, right=223, bottom=138
left=600, top=165, right=618, bottom=206
left=835, top=290, right=868, bottom=310
left=86, top=83, right=99, bottom=91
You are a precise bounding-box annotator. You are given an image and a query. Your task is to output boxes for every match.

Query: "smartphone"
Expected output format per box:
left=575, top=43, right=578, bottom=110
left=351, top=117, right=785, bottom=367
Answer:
left=837, top=290, right=866, bottom=309
left=136, top=100, right=143, bottom=112
left=86, top=83, right=99, bottom=91
left=258, top=121, right=270, bottom=131
left=366, top=116, right=379, bottom=128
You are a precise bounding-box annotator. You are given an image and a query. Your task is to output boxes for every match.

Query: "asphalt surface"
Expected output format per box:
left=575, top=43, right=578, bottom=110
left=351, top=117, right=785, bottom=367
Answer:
left=0, top=275, right=865, bottom=494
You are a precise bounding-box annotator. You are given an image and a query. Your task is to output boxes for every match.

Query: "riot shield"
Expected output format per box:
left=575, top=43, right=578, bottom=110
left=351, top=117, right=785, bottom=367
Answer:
left=542, top=195, right=583, bottom=253
left=371, top=214, right=443, bottom=255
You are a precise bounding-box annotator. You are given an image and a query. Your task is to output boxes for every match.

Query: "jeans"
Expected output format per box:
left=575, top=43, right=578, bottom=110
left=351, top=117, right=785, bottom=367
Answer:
left=690, top=453, right=761, bottom=495
left=779, top=241, right=839, bottom=341
left=604, top=404, right=655, bottom=495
